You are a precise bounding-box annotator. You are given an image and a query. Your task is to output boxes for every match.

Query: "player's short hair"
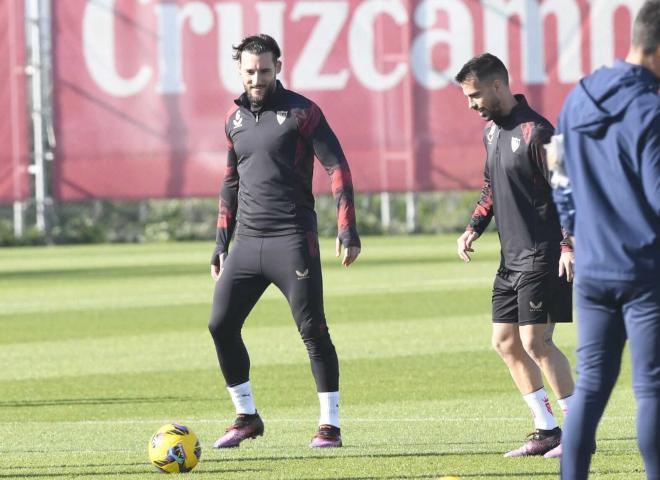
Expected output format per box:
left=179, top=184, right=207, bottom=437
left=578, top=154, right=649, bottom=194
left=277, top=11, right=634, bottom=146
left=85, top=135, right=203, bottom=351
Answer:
left=454, top=53, right=510, bottom=86
left=232, top=34, right=281, bottom=62
left=632, top=0, right=660, bottom=55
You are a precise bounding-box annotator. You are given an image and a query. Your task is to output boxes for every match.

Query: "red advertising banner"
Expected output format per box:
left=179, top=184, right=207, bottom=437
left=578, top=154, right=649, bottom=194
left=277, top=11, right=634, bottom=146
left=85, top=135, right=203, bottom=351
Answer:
left=53, top=0, right=637, bottom=200
left=0, top=0, right=28, bottom=203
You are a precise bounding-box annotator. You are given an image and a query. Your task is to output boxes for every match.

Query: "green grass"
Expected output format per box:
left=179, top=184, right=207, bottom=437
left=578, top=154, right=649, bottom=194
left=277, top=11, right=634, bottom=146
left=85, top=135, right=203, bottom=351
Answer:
left=0, top=234, right=643, bottom=479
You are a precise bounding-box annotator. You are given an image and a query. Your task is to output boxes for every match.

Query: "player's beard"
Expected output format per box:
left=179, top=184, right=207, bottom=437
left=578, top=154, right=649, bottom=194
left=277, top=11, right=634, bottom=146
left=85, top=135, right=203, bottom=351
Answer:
left=246, top=80, right=276, bottom=109
left=480, top=97, right=503, bottom=121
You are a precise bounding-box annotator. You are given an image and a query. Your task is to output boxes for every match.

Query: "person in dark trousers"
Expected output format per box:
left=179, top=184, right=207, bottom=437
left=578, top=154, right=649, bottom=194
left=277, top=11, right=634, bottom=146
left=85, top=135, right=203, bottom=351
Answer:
left=550, top=1, right=660, bottom=478
left=208, top=34, right=361, bottom=449
left=455, top=53, right=576, bottom=458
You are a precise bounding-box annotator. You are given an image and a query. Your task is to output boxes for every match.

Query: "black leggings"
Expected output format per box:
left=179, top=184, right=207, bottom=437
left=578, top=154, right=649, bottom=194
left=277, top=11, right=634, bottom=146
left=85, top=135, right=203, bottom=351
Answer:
left=208, top=232, right=339, bottom=392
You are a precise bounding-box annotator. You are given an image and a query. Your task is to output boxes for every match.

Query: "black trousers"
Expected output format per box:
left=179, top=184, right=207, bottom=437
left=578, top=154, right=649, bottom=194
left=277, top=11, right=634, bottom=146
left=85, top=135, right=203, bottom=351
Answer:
left=208, top=232, right=339, bottom=392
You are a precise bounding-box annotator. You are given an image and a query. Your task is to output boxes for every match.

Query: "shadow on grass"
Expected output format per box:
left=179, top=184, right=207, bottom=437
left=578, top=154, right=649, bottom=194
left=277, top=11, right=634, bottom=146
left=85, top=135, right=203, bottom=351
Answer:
left=0, top=254, right=460, bottom=283
left=0, top=467, right=266, bottom=478
left=202, top=450, right=522, bottom=463
left=7, top=461, right=146, bottom=471
left=299, top=474, right=574, bottom=480
left=0, top=264, right=202, bottom=282
left=5, top=447, right=640, bottom=479
left=0, top=396, right=197, bottom=408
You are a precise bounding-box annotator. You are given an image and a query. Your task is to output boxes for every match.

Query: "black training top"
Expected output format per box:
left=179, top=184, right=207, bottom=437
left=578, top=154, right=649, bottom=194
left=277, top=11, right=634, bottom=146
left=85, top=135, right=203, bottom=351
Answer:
left=214, top=81, right=360, bottom=255
left=467, top=95, right=571, bottom=272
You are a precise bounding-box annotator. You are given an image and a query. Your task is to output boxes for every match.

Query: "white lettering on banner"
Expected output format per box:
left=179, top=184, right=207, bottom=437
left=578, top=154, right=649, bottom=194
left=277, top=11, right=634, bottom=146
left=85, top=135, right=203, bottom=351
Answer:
left=541, top=0, right=583, bottom=83
left=215, top=3, right=242, bottom=95
left=155, top=2, right=213, bottom=94
left=290, top=1, right=349, bottom=90
left=80, top=0, right=642, bottom=98
left=215, top=2, right=286, bottom=94
left=410, top=0, right=474, bottom=89
left=348, top=0, right=408, bottom=91
left=589, top=0, right=643, bottom=71
left=483, top=0, right=582, bottom=84
left=82, top=0, right=152, bottom=97
left=483, top=0, right=544, bottom=84
left=256, top=3, right=287, bottom=83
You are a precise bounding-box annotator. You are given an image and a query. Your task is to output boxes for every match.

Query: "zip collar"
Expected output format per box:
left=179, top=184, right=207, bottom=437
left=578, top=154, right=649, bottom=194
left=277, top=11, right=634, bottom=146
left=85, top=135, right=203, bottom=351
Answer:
left=494, top=94, right=529, bottom=128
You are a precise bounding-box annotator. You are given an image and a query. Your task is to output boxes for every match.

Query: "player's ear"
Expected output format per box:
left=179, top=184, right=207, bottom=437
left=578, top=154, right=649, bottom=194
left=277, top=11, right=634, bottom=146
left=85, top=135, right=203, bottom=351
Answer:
left=275, top=60, right=282, bottom=75
left=650, top=45, right=660, bottom=77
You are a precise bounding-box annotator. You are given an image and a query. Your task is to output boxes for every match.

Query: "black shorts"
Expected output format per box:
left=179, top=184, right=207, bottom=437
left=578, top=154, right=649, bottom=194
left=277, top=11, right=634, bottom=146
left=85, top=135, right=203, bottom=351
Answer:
left=492, top=267, right=573, bottom=325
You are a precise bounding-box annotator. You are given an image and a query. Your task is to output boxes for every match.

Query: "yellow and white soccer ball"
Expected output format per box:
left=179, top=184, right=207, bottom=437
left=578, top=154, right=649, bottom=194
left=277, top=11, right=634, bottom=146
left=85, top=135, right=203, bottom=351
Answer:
left=148, top=423, right=201, bottom=473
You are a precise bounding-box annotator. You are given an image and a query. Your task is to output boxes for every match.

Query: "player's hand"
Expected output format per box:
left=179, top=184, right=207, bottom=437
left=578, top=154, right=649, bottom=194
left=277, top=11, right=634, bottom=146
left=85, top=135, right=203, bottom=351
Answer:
left=336, top=237, right=360, bottom=267
left=210, top=252, right=227, bottom=281
left=457, top=230, right=479, bottom=262
left=558, top=251, right=575, bottom=282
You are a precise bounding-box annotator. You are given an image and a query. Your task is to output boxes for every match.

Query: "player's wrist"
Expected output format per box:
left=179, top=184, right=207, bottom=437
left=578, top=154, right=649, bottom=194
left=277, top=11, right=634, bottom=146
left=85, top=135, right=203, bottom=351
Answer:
left=211, top=244, right=228, bottom=266
left=338, top=228, right=361, bottom=249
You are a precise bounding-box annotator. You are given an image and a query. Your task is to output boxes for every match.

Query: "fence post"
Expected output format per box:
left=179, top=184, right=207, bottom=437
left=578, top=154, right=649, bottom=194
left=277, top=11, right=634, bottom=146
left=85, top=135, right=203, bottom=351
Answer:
left=26, top=0, right=47, bottom=234
left=380, top=191, right=390, bottom=232
left=405, top=191, right=416, bottom=233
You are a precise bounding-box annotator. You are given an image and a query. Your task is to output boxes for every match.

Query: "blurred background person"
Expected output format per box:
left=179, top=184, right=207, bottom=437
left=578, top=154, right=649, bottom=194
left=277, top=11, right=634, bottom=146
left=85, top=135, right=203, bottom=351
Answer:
left=550, top=1, right=660, bottom=478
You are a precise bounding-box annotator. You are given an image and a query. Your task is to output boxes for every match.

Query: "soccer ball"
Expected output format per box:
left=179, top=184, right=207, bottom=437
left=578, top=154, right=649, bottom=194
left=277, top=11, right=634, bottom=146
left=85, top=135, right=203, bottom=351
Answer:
left=148, top=423, right=201, bottom=473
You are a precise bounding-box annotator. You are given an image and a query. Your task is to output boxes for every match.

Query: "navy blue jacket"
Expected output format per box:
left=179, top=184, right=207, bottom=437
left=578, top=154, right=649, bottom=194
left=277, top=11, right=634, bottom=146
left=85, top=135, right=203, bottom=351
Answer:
left=553, top=61, right=660, bottom=281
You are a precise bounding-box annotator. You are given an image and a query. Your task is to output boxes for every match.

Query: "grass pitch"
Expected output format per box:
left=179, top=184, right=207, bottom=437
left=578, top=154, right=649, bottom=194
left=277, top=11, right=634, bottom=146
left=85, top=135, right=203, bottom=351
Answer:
left=0, top=234, right=644, bottom=479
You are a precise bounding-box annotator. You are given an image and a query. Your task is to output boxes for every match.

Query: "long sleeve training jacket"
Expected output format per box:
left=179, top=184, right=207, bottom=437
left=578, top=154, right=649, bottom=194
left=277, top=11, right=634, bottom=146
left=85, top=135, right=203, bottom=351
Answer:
left=468, top=95, right=572, bottom=271
left=215, top=81, right=360, bottom=254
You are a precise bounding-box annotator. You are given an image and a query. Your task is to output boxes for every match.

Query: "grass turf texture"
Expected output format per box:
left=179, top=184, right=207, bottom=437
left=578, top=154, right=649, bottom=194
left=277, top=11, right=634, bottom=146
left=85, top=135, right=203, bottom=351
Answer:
left=0, top=234, right=644, bottom=479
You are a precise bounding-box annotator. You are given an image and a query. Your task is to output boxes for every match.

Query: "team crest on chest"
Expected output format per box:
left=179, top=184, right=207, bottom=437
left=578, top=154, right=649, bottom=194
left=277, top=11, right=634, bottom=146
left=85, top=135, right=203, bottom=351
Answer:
left=233, top=110, right=243, bottom=128
left=511, top=136, right=521, bottom=152
left=276, top=110, right=288, bottom=125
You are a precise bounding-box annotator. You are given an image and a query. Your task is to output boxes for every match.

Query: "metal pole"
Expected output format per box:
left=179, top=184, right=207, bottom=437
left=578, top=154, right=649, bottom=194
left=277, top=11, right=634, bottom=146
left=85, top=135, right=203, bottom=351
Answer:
left=380, top=191, right=390, bottom=232
left=405, top=191, right=416, bottom=233
left=8, top=0, right=25, bottom=238
left=27, top=0, right=46, bottom=233
left=13, top=201, right=24, bottom=237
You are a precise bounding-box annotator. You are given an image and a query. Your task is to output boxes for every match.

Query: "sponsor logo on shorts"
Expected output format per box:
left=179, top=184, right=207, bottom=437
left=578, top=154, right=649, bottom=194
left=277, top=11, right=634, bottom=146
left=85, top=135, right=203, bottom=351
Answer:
left=529, top=300, right=543, bottom=312
left=296, top=268, right=310, bottom=280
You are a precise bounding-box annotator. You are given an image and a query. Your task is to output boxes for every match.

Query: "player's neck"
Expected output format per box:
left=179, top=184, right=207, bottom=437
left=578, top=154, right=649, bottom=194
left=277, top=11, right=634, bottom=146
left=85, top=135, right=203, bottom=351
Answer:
left=499, top=94, right=519, bottom=118
left=625, top=46, right=660, bottom=80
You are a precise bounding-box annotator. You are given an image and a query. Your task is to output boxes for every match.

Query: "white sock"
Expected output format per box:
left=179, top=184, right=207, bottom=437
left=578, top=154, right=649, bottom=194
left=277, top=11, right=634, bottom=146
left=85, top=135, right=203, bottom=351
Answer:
left=558, top=395, right=572, bottom=417
left=318, top=391, right=340, bottom=428
left=523, top=388, right=558, bottom=430
left=227, top=381, right=256, bottom=415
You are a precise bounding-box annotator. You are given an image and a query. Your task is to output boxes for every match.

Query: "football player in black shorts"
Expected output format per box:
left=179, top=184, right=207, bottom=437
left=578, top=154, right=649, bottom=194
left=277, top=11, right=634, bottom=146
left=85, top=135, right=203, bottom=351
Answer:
left=455, top=53, right=575, bottom=458
left=208, top=34, right=360, bottom=449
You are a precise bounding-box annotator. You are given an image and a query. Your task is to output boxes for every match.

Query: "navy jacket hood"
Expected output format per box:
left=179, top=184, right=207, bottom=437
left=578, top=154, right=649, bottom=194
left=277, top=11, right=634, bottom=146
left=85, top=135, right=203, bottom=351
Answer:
left=572, top=61, right=659, bottom=137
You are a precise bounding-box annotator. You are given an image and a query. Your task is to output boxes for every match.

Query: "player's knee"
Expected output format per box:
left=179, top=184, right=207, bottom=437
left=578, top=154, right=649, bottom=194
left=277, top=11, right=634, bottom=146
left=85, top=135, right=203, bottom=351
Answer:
left=632, top=382, right=660, bottom=399
left=521, top=335, right=549, bottom=361
left=207, top=317, right=223, bottom=340
left=577, top=361, right=620, bottom=393
left=208, top=312, right=236, bottom=343
left=303, top=336, right=336, bottom=360
left=300, top=322, right=335, bottom=359
left=491, top=333, right=517, bottom=357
